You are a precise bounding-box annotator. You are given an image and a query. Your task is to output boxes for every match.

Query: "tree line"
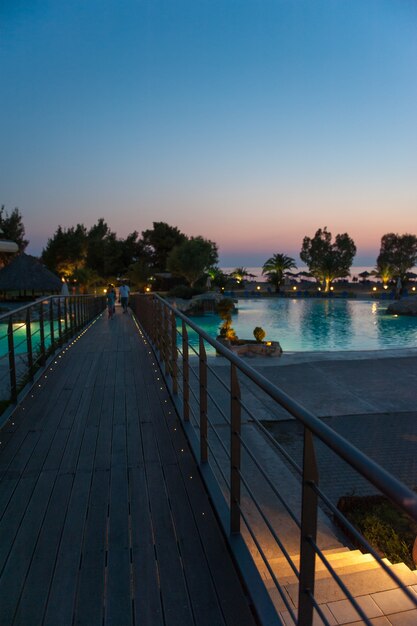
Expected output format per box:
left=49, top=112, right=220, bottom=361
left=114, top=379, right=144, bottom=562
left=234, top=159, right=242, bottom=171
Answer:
left=1, top=206, right=417, bottom=294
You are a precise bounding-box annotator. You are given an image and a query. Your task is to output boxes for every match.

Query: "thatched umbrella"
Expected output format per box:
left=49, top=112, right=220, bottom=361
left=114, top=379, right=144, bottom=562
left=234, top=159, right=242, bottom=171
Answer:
left=358, top=271, right=371, bottom=281
left=0, top=253, right=61, bottom=294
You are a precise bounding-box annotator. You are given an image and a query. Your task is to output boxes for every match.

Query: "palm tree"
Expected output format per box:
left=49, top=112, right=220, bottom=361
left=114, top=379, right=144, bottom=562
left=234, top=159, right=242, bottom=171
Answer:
left=374, top=263, right=393, bottom=286
left=230, top=267, right=256, bottom=286
left=262, top=253, right=296, bottom=293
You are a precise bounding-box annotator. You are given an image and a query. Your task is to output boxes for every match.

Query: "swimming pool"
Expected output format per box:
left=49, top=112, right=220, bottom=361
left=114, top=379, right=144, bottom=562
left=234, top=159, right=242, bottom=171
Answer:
left=186, top=298, right=417, bottom=352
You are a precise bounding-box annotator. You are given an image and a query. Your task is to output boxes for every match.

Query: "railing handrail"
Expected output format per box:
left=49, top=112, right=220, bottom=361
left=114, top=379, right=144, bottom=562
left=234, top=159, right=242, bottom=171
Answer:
left=0, top=294, right=106, bottom=413
left=153, top=293, right=417, bottom=522
left=0, top=294, right=100, bottom=323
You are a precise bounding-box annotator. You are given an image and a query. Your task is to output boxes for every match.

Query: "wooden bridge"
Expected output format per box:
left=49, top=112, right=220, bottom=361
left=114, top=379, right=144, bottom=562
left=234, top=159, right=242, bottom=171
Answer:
left=0, top=309, right=257, bottom=626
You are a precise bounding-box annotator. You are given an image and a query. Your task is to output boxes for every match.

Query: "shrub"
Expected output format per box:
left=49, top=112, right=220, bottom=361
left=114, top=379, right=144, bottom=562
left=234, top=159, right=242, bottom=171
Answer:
left=337, top=495, right=417, bottom=569
left=253, top=327, right=266, bottom=342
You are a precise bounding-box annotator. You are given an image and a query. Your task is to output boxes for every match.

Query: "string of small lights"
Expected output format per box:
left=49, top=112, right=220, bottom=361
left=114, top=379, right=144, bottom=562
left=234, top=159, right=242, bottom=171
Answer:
left=0, top=313, right=104, bottom=448
left=131, top=312, right=200, bottom=506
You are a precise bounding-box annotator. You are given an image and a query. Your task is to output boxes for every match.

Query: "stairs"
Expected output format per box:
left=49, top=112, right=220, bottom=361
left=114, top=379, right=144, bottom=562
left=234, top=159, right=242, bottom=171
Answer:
left=257, top=547, right=417, bottom=624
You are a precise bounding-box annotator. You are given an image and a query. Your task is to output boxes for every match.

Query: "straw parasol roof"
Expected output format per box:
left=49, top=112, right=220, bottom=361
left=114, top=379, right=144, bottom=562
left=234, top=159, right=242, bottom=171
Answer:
left=0, top=253, right=61, bottom=291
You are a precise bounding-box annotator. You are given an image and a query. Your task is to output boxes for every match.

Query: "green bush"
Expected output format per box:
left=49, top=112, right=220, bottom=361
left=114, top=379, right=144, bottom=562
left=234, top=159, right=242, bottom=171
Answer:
left=253, top=326, right=266, bottom=342
left=339, top=495, right=417, bottom=569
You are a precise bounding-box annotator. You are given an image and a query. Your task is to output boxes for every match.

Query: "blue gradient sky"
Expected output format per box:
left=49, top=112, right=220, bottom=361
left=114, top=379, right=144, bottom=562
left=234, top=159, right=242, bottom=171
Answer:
left=1, top=0, right=416, bottom=266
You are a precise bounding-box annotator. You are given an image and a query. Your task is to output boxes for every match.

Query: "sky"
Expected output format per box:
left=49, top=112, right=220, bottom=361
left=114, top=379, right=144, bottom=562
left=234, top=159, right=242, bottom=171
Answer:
left=1, top=0, right=417, bottom=267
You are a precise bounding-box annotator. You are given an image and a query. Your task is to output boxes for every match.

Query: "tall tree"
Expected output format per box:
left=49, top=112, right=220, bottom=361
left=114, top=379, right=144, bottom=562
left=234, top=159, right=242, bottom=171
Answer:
left=86, top=219, right=141, bottom=278
left=300, top=227, right=356, bottom=291
left=42, top=224, right=88, bottom=279
left=376, top=233, right=417, bottom=285
left=262, top=253, right=296, bottom=293
left=141, top=222, right=186, bottom=271
left=0, top=205, right=29, bottom=266
left=167, top=236, right=218, bottom=287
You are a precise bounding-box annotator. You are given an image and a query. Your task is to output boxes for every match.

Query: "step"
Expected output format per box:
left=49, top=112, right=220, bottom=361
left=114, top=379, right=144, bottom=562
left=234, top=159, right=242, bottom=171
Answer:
left=283, top=562, right=417, bottom=606
left=262, top=550, right=389, bottom=582
left=258, top=548, right=357, bottom=578
left=266, top=556, right=392, bottom=589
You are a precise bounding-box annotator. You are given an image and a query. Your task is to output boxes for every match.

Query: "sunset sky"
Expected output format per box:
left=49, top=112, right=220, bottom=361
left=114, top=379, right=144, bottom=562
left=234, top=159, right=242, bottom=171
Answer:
left=1, top=0, right=416, bottom=266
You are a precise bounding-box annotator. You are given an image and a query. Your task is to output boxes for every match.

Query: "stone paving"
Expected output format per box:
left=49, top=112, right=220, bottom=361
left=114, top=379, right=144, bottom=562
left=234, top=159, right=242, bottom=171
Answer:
left=203, top=350, right=417, bottom=505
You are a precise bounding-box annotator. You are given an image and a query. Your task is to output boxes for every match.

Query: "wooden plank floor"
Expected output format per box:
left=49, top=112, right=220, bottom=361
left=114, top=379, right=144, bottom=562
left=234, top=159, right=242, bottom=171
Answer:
left=0, top=309, right=257, bottom=626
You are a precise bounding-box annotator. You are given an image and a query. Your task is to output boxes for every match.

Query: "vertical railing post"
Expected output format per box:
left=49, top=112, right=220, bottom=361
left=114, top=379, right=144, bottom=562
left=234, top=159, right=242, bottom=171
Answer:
left=155, top=299, right=162, bottom=356
left=163, top=304, right=169, bottom=375
left=182, top=321, right=189, bottom=422
left=171, top=310, right=178, bottom=394
left=64, top=298, right=69, bottom=339
left=26, top=307, right=33, bottom=379
left=150, top=296, right=156, bottom=344
left=39, top=301, right=46, bottom=365
left=199, top=336, right=208, bottom=463
left=230, top=364, right=241, bottom=534
left=298, top=428, right=319, bottom=626
left=68, top=298, right=73, bottom=336
left=49, top=298, right=55, bottom=351
left=57, top=298, right=62, bottom=346
left=76, top=297, right=81, bottom=329
left=8, top=317, right=17, bottom=402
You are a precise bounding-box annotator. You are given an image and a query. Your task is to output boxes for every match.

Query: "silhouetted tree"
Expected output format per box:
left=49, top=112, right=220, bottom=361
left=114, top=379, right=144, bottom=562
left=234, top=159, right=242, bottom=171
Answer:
left=167, top=236, right=218, bottom=287
left=0, top=205, right=29, bottom=267
left=42, top=224, right=88, bottom=279
left=300, top=227, right=356, bottom=292
left=262, top=253, right=296, bottom=293
left=376, top=233, right=417, bottom=286
left=141, top=222, right=186, bottom=271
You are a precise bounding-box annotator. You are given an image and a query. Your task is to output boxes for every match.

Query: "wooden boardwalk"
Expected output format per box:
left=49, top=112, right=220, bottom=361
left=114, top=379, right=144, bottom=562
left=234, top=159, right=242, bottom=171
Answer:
left=0, top=309, right=257, bottom=626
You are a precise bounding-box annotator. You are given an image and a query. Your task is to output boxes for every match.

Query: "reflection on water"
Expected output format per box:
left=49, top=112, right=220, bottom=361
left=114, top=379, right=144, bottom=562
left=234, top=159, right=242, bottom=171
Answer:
left=187, top=298, right=417, bottom=353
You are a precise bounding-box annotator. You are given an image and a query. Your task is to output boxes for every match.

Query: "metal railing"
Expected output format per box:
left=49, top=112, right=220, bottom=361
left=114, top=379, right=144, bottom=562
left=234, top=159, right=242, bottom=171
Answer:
left=0, top=295, right=106, bottom=409
left=130, top=293, right=417, bottom=626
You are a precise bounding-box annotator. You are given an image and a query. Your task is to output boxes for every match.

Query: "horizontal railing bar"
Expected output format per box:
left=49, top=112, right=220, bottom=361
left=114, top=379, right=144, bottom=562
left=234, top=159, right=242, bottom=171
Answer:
left=239, top=470, right=300, bottom=576
left=305, top=591, right=333, bottom=626
left=311, top=542, right=380, bottom=624
left=239, top=436, right=301, bottom=527
left=205, top=388, right=230, bottom=426
left=239, top=398, right=302, bottom=475
left=205, top=361, right=232, bottom=393
left=204, top=440, right=231, bottom=489
left=311, top=484, right=417, bottom=604
left=206, top=421, right=231, bottom=462
left=155, top=294, right=417, bottom=521
left=238, top=505, right=298, bottom=621
left=0, top=294, right=98, bottom=323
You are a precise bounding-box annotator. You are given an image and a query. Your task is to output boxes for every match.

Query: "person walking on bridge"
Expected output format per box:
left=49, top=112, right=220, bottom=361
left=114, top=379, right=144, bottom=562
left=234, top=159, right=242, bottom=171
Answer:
left=106, top=284, right=116, bottom=319
left=119, top=281, right=130, bottom=313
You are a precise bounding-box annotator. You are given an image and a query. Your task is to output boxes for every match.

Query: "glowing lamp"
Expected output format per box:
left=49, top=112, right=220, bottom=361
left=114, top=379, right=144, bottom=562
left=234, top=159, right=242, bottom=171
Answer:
left=266, top=341, right=272, bottom=346
left=372, top=286, right=377, bottom=291
left=383, top=285, right=388, bottom=290
left=413, top=287, right=416, bottom=292
left=256, top=286, right=261, bottom=290
left=293, top=286, right=297, bottom=291
left=330, top=286, right=334, bottom=291
left=103, top=288, right=107, bottom=293
left=318, top=287, right=321, bottom=292
left=145, top=287, right=151, bottom=292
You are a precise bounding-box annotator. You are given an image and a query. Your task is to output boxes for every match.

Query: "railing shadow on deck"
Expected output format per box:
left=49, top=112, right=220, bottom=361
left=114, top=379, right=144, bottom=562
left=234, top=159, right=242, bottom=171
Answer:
left=130, top=292, right=417, bottom=626
left=0, top=295, right=106, bottom=426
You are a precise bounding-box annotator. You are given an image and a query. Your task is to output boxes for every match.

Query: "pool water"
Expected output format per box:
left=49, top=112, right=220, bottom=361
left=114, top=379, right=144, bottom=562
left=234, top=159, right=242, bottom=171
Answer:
left=185, top=298, right=417, bottom=353
left=0, top=321, right=58, bottom=357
